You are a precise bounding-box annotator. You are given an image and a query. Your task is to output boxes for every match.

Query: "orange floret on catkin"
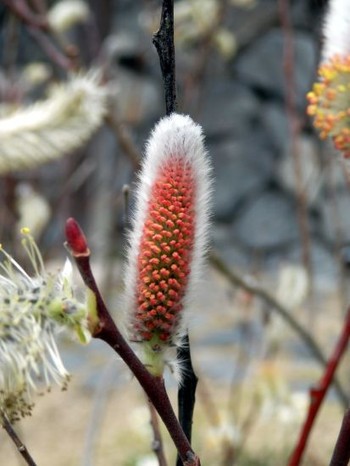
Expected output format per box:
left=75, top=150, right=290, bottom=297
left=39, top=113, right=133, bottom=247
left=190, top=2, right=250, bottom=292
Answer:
left=133, top=157, right=195, bottom=343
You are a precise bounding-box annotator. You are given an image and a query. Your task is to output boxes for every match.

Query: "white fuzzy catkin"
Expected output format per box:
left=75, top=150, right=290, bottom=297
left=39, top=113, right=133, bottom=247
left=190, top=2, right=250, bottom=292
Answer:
left=322, top=0, right=350, bottom=62
left=123, top=113, right=212, bottom=376
left=0, top=72, right=108, bottom=174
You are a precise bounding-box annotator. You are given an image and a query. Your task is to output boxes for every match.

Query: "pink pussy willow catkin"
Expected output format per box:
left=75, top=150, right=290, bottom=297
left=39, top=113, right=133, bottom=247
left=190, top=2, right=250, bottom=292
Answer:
left=123, top=113, right=212, bottom=377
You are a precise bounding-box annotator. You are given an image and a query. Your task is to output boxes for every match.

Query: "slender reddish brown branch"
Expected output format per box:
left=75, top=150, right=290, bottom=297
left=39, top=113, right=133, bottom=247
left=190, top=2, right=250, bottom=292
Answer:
left=105, top=113, right=141, bottom=171
left=278, top=0, right=312, bottom=283
left=148, top=399, right=168, bottom=466
left=27, top=0, right=47, bottom=16
left=1, top=0, right=48, bottom=30
left=329, top=409, right=350, bottom=466
left=65, top=218, right=201, bottom=466
left=288, top=309, right=350, bottom=466
left=26, top=26, right=75, bottom=71
left=210, top=252, right=349, bottom=406
left=1, top=0, right=75, bottom=71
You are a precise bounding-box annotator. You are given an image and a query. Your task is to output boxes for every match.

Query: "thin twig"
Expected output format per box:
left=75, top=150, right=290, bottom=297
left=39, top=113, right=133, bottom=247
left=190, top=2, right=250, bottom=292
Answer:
left=105, top=113, right=141, bottom=171
left=65, top=218, right=201, bottom=466
left=1, top=0, right=48, bottom=30
left=27, top=0, right=47, bottom=16
left=182, top=0, right=229, bottom=113
left=210, top=252, right=349, bottom=407
left=2, top=0, right=75, bottom=71
left=152, top=0, right=177, bottom=115
left=176, top=334, right=198, bottom=466
left=148, top=399, right=168, bottom=466
left=3, top=12, right=20, bottom=77
left=278, top=0, right=312, bottom=285
left=1, top=410, right=37, bottom=466
left=288, top=309, right=350, bottom=466
left=27, top=26, right=75, bottom=71
left=329, top=409, right=350, bottom=466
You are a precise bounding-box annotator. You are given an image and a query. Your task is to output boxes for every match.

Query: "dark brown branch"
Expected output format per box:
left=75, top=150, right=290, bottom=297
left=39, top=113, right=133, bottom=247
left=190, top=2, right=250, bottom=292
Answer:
left=65, top=218, right=201, bottom=466
left=1, top=410, right=37, bottom=466
left=329, top=409, right=350, bottom=466
left=176, top=334, right=198, bottom=466
left=210, top=252, right=349, bottom=407
left=152, top=0, right=177, bottom=115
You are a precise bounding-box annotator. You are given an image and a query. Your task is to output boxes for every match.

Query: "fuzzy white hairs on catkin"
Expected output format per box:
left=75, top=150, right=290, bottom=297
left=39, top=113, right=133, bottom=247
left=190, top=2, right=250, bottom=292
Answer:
left=322, top=0, right=350, bottom=62
left=0, top=71, right=108, bottom=174
left=123, top=113, right=212, bottom=379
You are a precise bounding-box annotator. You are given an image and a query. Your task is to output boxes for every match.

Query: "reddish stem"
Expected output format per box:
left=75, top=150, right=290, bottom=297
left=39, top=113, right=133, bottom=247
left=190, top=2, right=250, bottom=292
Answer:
left=26, top=26, right=75, bottom=71
left=65, top=218, right=201, bottom=466
left=278, top=0, right=312, bottom=284
left=1, top=0, right=75, bottom=72
left=1, top=0, right=48, bottom=30
left=288, top=310, right=350, bottom=466
left=148, top=400, right=168, bottom=466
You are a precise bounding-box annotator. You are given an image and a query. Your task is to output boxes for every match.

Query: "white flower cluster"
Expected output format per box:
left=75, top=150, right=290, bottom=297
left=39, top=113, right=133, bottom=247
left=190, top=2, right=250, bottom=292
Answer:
left=0, top=229, right=89, bottom=422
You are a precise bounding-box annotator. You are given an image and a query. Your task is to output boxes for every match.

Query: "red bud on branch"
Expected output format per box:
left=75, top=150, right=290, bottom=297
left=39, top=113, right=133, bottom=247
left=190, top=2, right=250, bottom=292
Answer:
left=65, top=218, right=89, bottom=256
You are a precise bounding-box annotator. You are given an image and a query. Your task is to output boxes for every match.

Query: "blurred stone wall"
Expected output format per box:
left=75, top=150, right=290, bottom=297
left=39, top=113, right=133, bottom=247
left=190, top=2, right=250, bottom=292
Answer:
left=2, top=0, right=347, bottom=291
left=103, top=0, right=341, bottom=290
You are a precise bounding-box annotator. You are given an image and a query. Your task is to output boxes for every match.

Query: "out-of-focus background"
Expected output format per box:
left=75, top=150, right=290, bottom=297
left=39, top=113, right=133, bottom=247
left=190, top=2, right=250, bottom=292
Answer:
left=1, top=0, right=350, bottom=465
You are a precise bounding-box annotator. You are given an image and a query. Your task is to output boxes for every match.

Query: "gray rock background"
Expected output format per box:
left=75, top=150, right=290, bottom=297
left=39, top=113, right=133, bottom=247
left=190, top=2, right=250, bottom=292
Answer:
left=7, top=0, right=344, bottom=293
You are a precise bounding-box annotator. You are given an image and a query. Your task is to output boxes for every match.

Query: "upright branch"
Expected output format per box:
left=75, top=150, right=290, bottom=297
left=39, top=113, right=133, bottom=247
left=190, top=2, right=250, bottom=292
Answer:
left=153, top=2, right=200, bottom=459
left=152, top=0, right=177, bottom=115
left=288, top=309, right=350, bottom=466
left=278, top=0, right=312, bottom=282
left=65, top=218, right=201, bottom=466
left=1, top=410, right=37, bottom=466
left=176, top=335, right=198, bottom=466
left=329, top=409, right=350, bottom=466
